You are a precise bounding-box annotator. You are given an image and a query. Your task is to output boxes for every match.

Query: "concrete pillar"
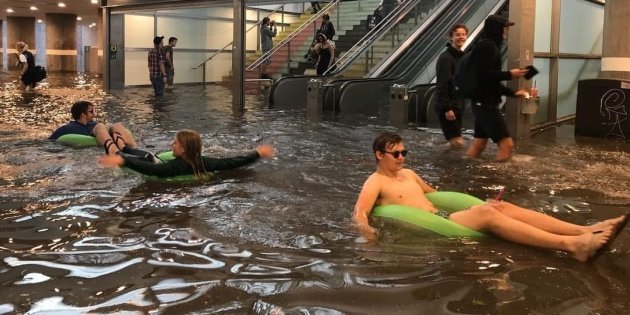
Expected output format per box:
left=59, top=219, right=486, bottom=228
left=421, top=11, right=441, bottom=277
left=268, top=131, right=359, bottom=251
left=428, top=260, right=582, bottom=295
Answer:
left=7, top=17, right=35, bottom=70
left=232, top=0, right=245, bottom=111
left=96, top=8, right=104, bottom=75
left=505, top=1, right=537, bottom=141
left=600, top=0, right=630, bottom=80
left=45, top=13, right=77, bottom=71
left=0, top=20, right=4, bottom=67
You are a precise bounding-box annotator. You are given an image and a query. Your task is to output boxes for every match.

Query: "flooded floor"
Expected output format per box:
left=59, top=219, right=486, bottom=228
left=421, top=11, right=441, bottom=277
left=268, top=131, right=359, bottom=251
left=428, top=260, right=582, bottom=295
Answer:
left=0, top=70, right=629, bottom=314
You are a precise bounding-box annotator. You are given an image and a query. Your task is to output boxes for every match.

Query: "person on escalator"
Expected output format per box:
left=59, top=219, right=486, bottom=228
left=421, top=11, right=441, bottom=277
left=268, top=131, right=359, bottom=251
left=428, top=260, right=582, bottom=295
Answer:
left=313, top=33, right=336, bottom=75
left=304, top=14, right=335, bottom=62
left=435, top=24, right=468, bottom=148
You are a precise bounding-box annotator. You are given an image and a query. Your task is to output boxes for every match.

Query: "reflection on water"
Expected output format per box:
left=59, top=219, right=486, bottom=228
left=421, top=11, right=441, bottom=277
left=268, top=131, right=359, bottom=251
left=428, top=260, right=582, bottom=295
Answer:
left=0, top=69, right=629, bottom=314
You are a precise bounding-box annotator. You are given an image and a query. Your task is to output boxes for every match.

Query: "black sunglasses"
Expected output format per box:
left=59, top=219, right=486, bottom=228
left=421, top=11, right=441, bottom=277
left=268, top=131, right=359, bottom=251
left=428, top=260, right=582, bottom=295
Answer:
left=382, top=150, right=408, bottom=158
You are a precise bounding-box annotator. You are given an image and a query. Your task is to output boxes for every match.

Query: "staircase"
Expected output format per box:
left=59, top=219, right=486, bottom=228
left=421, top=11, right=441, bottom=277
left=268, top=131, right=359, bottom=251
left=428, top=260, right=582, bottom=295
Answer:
left=339, top=1, right=439, bottom=78
left=288, top=0, right=382, bottom=76
left=223, top=0, right=381, bottom=82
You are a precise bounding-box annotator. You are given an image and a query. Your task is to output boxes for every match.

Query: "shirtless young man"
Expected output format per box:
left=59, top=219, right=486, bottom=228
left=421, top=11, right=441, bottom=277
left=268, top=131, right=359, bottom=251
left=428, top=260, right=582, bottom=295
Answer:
left=353, top=132, right=627, bottom=262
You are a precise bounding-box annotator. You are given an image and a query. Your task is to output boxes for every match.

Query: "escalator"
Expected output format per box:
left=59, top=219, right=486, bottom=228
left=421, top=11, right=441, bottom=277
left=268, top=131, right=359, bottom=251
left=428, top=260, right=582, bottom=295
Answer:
left=335, top=0, right=507, bottom=113
left=270, top=0, right=448, bottom=109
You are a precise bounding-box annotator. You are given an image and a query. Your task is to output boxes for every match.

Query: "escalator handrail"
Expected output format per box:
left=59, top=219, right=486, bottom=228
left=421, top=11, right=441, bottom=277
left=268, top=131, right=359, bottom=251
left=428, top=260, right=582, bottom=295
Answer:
left=337, top=0, right=505, bottom=100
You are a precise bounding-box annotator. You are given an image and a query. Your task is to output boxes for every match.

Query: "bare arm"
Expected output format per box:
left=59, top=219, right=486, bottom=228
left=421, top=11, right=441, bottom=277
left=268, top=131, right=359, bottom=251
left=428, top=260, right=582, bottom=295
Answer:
left=353, top=174, right=381, bottom=237
left=410, top=170, right=436, bottom=193
left=328, top=45, right=335, bottom=68
left=166, top=51, right=173, bottom=68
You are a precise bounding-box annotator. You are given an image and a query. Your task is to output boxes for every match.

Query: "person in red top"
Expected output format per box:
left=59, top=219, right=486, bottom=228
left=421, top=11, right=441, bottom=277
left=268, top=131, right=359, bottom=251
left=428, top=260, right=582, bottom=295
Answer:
left=148, top=36, right=167, bottom=96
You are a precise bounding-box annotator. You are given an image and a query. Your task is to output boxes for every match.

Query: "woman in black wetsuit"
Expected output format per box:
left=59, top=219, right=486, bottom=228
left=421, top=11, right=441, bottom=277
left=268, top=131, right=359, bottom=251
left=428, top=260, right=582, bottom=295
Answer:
left=99, top=129, right=275, bottom=178
left=313, top=34, right=335, bottom=75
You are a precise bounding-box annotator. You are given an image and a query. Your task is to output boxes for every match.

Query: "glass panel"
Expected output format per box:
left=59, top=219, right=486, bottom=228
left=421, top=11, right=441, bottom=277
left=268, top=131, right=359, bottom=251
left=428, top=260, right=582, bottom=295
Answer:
left=124, top=14, right=154, bottom=48
left=559, top=0, right=604, bottom=54
left=557, top=58, right=601, bottom=118
left=532, top=58, right=550, bottom=125
left=534, top=0, right=552, bottom=53
left=125, top=50, right=151, bottom=86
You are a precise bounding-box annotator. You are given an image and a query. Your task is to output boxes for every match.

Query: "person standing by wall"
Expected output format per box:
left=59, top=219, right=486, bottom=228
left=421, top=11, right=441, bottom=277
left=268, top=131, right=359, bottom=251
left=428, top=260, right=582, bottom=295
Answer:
left=435, top=24, right=468, bottom=148
left=164, top=37, right=178, bottom=89
left=148, top=36, right=167, bottom=97
left=15, top=41, right=36, bottom=91
left=260, top=17, right=277, bottom=79
left=464, top=15, right=528, bottom=161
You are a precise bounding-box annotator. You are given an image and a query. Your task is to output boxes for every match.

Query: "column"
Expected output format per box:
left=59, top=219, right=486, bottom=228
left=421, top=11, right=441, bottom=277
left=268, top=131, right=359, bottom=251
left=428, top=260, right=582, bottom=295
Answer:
left=600, top=0, right=630, bottom=80
left=7, top=17, right=35, bottom=70
left=505, top=1, right=537, bottom=140
left=0, top=20, right=4, bottom=67
left=45, top=13, right=77, bottom=71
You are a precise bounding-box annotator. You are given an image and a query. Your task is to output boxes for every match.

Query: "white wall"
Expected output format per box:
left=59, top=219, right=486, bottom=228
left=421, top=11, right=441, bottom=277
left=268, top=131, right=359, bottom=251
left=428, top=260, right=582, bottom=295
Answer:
left=122, top=5, right=304, bottom=86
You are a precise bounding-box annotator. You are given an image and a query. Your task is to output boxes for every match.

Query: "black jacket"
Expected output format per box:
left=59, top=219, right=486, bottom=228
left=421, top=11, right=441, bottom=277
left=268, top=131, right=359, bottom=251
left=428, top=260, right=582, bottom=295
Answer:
left=435, top=43, right=465, bottom=113
left=122, top=151, right=261, bottom=178
left=471, top=17, right=515, bottom=104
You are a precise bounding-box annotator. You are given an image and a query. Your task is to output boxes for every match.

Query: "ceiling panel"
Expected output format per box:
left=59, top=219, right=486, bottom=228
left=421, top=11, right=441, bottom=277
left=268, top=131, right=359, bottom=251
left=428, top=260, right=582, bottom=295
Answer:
left=0, top=0, right=100, bottom=25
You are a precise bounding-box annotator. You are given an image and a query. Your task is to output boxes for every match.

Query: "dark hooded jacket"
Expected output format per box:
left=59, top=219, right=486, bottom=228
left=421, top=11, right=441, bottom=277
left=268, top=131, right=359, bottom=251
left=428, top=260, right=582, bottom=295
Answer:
left=435, top=42, right=465, bottom=113
left=470, top=15, right=515, bottom=104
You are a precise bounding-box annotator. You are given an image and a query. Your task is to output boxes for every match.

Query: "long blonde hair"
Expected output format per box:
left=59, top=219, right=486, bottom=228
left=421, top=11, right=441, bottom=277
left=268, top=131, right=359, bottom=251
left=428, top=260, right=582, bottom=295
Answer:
left=176, top=129, right=210, bottom=179
left=16, top=41, right=28, bottom=53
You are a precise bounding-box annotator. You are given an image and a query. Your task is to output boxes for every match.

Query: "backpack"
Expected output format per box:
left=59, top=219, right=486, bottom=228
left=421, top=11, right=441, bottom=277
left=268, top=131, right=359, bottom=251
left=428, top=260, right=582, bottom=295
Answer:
left=33, top=66, right=47, bottom=82
left=453, top=49, right=477, bottom=99
left=366, top=9, right=383, bottom=30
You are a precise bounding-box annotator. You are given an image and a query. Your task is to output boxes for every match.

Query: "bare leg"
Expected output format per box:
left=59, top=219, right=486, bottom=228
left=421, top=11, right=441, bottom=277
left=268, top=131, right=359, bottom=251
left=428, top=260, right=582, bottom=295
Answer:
left=465, top=138, right=487, bottom=158
left=490, top=201, right=626, bottom=235
left=495, top=137, right=514, bottom=162
left=449, top=136, right=465, bottom=149
left=490, top=201, right=591, bottom=235
left=109, top=123, right=138, bottom=149
left=92, top=123, right=119, bottom=155
left=449, top=204, right=613, bottom=262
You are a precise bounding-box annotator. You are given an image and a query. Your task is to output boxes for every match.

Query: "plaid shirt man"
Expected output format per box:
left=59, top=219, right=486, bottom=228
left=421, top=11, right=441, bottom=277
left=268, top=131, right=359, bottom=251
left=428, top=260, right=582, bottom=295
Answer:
left=148, top=47, right=165, bottom=78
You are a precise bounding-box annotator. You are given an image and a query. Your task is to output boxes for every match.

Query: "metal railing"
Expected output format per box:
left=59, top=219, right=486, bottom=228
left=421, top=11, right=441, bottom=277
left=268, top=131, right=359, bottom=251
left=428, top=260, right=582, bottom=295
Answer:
left=190, top=5, right=286, bottom=84
left=324, top=0, right=442, bottom=76
left=245, top=0, right=341, bottom=72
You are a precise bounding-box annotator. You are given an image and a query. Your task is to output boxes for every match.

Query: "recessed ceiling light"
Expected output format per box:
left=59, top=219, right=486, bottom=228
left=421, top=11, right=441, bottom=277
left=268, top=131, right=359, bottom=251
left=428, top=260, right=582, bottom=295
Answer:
left=37, top=19, right=43, bottom=23
left=77, top=17, right=82, bottom=21
left=30, top=6, right=38, bottom=11
left=6, top=8, right=14, bottom=13
left=91, top=0, right=98, bottom=4
left=58, top=2, right=66, bottom=8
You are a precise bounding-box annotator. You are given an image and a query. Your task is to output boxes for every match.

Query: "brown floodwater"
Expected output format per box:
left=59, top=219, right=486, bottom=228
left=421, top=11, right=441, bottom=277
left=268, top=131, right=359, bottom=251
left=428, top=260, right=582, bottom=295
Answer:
left=0, top=69, right=628, bottom=314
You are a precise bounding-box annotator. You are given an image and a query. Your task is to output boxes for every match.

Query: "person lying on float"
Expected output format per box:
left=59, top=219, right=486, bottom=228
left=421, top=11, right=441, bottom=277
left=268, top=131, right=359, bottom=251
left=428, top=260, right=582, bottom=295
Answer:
left=99, top=129, right=274, bottom=179
left=353, top=132, right=628, bottom=262
left=49, top=101, right=157, bottom=162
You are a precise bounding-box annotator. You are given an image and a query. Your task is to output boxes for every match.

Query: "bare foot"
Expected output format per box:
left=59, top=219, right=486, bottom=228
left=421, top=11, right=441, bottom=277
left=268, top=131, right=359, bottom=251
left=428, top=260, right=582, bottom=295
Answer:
left=588, top=215, right=627, bottom=233
left=570, top=228, right=612, bottom=262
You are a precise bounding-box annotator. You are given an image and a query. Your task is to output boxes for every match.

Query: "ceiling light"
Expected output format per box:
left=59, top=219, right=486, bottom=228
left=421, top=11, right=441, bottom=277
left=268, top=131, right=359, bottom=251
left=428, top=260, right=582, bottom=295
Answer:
left=77, top=17, right=82, bottom=21
left=30, top=6, right=38, bottom=11
left=6, top=8, right=14, bottom=13
left=58, top=2, right=66, bottom=8
left=91, top=0, right=98, bottom=4
left=37, top=19, right=43, bottom=23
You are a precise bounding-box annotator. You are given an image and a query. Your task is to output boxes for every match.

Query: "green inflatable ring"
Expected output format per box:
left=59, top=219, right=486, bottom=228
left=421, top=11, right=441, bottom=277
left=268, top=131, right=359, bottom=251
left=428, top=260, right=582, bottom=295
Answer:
left=123, top=151, right=212, bottom=182
left=56, top=134, right=98, bottom=147
left=371, top=191, right=486, bottom=237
